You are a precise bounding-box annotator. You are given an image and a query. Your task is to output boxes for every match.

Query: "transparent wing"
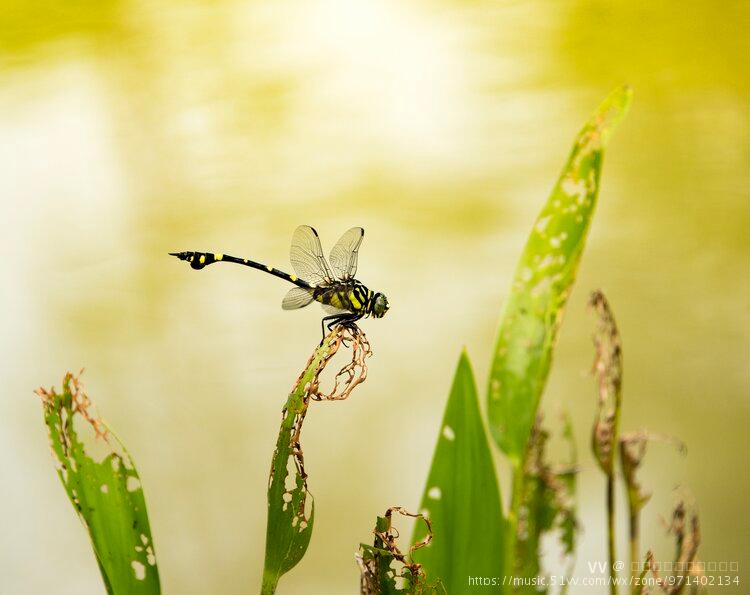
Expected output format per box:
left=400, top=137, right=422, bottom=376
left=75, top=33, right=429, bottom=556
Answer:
left=322, top=302, right=349, bottom=315
left=289, top=225, right=334, bottom=286
left=329, top=227, right=364, bottom=280
left=281, top=287, right=315, bottom=310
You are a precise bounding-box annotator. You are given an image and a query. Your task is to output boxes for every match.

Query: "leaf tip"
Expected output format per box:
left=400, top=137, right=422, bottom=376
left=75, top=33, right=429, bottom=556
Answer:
left=595, top=84, right=633, bottom=147
left=457, top=347, right=474, bottom=371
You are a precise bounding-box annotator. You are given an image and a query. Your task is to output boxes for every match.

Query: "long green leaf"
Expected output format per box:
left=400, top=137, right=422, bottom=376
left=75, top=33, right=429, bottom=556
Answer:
left=37, top=373, right=161, bottom=594
left=261, top=333, right=339, bottom=594
left=487, top=85, right=633, bottom=462
left=412, top=351, right=504, bottom=592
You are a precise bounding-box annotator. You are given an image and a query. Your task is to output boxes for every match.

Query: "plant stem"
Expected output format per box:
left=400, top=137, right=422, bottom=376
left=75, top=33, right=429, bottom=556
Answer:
left=505, top=459, right=525, bottom=591
left=628, top=508, right=639, bottom=592
left=589, top=291, right=623, bottom=595
left=607, top=472, right=617, bottom=595
left=620, top=436, right=650, bottom=594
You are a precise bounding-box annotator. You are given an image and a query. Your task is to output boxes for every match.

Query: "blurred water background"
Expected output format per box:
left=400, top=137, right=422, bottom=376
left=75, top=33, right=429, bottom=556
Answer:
left=1, top=1, right=749, bottom=593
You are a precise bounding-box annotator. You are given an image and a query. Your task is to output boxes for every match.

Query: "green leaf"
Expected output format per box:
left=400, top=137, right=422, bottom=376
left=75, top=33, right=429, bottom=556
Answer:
left=261, top=334, right=338, bottom=594
left=487, top=85, right=633, bottom=462
left=516, top=415, right=579, bottom=591
left=37, top=373, right=161, bottom=594
left=412, top=351, right=504, bottom=592
left=357, top=542, right=402, bottom=595
left=558, top=414, right=578, bottom=560
left=357, top=512, right=441, bottom=595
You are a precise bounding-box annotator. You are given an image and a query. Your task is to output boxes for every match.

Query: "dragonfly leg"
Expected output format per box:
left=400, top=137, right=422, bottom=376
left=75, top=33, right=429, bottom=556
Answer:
left=320, top=313, right=363, bottom=343
left=321, top=315, right=339, bottom=342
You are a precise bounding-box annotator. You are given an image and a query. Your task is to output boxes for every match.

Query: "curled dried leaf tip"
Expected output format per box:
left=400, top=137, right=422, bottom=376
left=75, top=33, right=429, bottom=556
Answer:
left=620, top=431, right=686, bottom=512
left=641, top=500, right=701, bottom=594
left=35, top=370, right=109, bottom=441
left=308, top=324, right=372, bottom=401
left=376, top=507, right=433, bottom=563
left=356, top=507, right=436, bottom=595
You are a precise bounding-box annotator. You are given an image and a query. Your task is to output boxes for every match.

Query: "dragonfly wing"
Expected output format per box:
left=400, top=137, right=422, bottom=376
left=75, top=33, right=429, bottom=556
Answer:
left=329, top=227, right=364, bottom=280
left=281, top=287, right=315, bottom=310
left=322, top=302, right=350, bottom=315
left=290, top=225, right=334, bottom=285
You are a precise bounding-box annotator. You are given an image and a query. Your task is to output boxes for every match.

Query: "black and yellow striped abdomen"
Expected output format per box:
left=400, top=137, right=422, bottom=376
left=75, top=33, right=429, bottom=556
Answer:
left=169, top=251, right=311, bottom=289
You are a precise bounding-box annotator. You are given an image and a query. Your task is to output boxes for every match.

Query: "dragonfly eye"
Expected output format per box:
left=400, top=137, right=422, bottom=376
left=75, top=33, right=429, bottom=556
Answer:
left=373, top=293, right=389, bottom=318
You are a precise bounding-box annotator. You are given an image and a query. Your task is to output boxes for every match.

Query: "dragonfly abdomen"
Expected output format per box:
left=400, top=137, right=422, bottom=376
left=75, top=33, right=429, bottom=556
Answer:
left=169, top=251, right=311, bottom=289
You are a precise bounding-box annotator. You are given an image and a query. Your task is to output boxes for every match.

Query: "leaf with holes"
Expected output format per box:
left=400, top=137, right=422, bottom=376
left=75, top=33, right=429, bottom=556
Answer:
left=487, top=85, right=633, bottom=462
left=516, top=415, right=578, bottom=586
left=37, top=373, right=160, bottom=594
left=357, top=510, right=439, bottom=595
left=261, top=332, right=343, bottom=594
left=411, top=351, right=505, bottom=592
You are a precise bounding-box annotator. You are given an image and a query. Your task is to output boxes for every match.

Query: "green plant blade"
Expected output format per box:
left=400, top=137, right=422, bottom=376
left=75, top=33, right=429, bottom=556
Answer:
left=487, top=85, right=633, bottom=462
left=357, top=510, right=440, bottom=594
left=357, top=542, right=402, bottom=595
left=516, top=415, right=578, bottom=590
left=37, top=373, right=160, bottom=594
left=261, top=334, right=339, bottom=594
left=412, top=351, right=505, bottom=592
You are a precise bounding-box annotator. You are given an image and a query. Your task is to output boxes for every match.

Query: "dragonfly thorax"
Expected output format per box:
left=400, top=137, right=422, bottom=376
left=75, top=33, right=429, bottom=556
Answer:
left=313, top=280, right=388, bottom=318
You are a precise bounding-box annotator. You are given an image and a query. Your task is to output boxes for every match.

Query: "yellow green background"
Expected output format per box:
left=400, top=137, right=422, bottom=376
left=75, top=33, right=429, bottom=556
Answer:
left=1, top=1, right=748, bottom=593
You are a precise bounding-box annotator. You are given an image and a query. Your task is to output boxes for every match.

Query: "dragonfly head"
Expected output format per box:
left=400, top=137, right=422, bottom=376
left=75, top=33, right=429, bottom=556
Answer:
left=372, top=292, right=390, bottom=318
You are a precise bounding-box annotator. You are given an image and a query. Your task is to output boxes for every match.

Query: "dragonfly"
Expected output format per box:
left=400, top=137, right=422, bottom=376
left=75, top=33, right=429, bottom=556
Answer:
left=170, top=225, right=389, bottom=339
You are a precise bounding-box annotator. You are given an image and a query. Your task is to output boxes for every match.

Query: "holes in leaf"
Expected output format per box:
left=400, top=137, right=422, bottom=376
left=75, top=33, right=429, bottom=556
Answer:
left=535, top=215, right=552, bottom=235
left=561, top=176, right=587, bottom=204
left=126, top=476, right=141, bottom=492
left=284, top=456, right=297, bottom=492
left=131, top=560, right=146, bottom=581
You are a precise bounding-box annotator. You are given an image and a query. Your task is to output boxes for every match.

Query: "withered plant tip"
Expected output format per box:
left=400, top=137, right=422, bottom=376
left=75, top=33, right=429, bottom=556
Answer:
left=356, top=506, right=435, bottom=595
left=35, top=370, right=109, bottom=442
left=307, top=324, right=372, bottom=402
